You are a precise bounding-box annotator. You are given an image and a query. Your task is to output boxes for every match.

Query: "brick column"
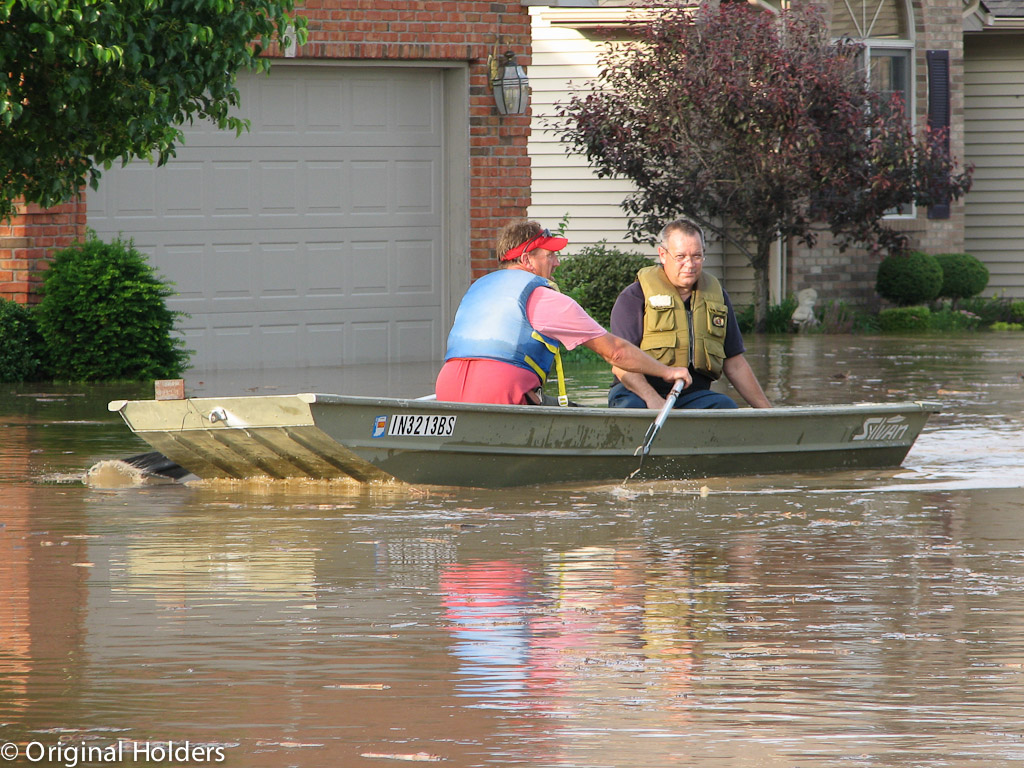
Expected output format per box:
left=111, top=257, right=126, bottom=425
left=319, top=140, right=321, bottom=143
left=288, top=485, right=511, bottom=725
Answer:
left=0, top=199, right=86, bottom=305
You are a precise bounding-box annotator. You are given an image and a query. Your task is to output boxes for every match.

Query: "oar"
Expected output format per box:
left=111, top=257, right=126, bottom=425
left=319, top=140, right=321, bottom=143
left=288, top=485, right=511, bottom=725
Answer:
left=624, top=378, right=685, bottom=483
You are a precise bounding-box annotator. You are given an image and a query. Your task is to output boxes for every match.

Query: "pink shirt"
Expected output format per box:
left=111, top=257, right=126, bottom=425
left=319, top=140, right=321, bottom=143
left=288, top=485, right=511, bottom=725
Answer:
left=525, top=288, right=605, bottom=350
left=436, top=286, right=606, bottom=405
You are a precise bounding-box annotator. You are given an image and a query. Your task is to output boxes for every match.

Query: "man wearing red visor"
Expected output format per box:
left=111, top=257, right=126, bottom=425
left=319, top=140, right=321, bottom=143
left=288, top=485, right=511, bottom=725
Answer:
left=436, top=219, right=691, bottom=406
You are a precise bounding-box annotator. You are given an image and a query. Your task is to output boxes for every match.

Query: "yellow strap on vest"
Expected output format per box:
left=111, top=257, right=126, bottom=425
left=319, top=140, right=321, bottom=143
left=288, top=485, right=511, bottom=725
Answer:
left=529, top=331, right=569, bottom=404
left=553, top=347, right=568, bottom=407
left=522, top=354, right=547, bottom=381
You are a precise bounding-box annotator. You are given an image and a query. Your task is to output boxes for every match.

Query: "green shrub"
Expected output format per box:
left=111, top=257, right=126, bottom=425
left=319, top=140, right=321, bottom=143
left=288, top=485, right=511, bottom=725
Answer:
left=851, top=311, right=881, bottom=333
left=800, top=300, right=879, bottom=334
left=928, top=307, right=982, bottom=331
left=957, top=295, right=1018, bottom=325
left=875, top=251, right=942, bottom=306
left=934, top=253, right=989, bottom=302
left=877, top=305, right=932, bottom=332
left=551, top=242, right=654, bottom=328
left=736, top=295, right=799, bottom=334
left=1010, top=301, right=1024, bottom=324
left=559, top=344, right=602, bottom=364
left=0, top=298, right=50, bottom=382
left=990, top=321, right=1024, bottom=332
left=35, top=235, right=191, bottom=381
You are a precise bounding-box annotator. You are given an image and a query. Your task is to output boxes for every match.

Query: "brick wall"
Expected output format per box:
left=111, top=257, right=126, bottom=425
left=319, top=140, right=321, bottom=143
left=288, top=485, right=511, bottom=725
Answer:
left=0, top=201, right=86, bottom=305
left=0, top=1, right=532, bottom=302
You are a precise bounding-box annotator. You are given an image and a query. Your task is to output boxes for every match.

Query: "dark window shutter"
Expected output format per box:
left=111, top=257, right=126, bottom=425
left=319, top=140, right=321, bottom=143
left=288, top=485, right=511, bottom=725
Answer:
left=927, top=50, right=951, bottom=220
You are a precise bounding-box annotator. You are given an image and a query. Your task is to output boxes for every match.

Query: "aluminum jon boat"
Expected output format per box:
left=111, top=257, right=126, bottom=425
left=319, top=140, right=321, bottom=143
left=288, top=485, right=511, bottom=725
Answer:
left=107, top=393, right=939, bottom=488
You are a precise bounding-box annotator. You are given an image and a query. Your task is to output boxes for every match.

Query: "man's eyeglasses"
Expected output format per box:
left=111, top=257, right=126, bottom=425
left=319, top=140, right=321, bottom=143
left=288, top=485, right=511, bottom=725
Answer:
left=663, top=251, right=705, bottom=265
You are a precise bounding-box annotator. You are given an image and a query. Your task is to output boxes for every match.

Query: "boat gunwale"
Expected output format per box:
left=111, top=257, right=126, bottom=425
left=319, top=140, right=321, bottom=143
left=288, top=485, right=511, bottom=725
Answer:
left=298, top=393, right=943, bottom=419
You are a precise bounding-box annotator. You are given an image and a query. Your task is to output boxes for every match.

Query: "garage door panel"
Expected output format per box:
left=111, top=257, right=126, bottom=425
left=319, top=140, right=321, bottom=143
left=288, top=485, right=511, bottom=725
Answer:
left=350, top=321, right=389, bottom=362
left=306, top=163, right=346, bottom=213
left=395, top=79, right=438, bottom=131
left=396, top=160, right=438, bottom=214
left=184, top=71, right=442, bottom=147
left=395, top=320, right=437, bottom=361
left=396, top=240, right=437, bottom=294
left=259, top=162, right=301, bottom=213
left=351, top=162, right=389, bottom=213
left=128, top=230, right=442, bottom=308
left=259, top=243, right=302, bottom=297
left=110, top=163, right=159, bottom=217
left=99, top=153, right=442, bottom=226
left=87, top=65, right=448, bottom=370
left=175, top=309, right=442, bottom=368
left=306, top=83, right=345, bottom=130
left=157, top=243, right=205, bottom=300
left=165, top=164, right=206, bottom=216
left=349, top=241, right=389, bottom=295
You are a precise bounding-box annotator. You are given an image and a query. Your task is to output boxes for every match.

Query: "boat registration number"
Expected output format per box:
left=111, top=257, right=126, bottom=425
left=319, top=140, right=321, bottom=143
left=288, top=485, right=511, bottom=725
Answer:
left=374, top=414, right=457, bottom=437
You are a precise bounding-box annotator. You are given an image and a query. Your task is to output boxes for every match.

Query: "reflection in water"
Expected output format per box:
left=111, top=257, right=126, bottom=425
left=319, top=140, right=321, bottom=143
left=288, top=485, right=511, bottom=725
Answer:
left=1, top=335, right=1024, bottom=767
left=441, top=561, right=532, bottom=701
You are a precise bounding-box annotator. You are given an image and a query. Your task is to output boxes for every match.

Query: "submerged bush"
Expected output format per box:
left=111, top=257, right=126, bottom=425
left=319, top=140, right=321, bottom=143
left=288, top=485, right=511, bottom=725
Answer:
left=1011, top=301, right=1024, bottom=323
left=737, top=295, right=799, bottom=334
left=0, top=298, right=49, bottom=382
left=875, top=251, right=942, bottom=306
left=35, top=235, right=191, bottom=381
left=929, top=307, right=982, bottom=332
left=878, top=305, right=932, bottom=332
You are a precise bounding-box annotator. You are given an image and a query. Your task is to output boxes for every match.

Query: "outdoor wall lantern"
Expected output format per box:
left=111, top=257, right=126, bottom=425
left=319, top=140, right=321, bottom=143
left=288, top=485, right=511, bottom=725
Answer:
left=488, top=47, right=530, bottom=115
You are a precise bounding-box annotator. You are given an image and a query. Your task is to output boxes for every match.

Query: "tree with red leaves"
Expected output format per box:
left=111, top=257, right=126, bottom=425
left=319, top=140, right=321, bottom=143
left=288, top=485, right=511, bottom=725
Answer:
left=556, top=2, right=972, bottom=331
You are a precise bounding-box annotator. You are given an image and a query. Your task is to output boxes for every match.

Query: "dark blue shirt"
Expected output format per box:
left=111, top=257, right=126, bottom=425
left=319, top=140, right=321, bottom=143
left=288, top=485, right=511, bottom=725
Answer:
left=609, top=280, right=746, bottom=396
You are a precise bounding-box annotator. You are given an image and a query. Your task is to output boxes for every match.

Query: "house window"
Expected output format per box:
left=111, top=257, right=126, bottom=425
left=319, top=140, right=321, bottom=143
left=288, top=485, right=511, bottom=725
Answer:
left=831, top=0, right=915, bottom=217
left=868, top=47, right=911, bottom=103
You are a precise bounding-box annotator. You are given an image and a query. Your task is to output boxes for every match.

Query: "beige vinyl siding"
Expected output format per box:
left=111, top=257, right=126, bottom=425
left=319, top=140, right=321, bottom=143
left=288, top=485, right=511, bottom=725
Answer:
left=964, top=35, right=1024, bottom=300
left=527, top=10, right=640, bottom=252
left=527, top=7, right=753, bottom=302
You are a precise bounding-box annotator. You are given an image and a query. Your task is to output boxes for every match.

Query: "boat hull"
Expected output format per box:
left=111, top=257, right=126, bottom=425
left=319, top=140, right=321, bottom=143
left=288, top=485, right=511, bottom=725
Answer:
left=109, top=394, right=939, bottom=488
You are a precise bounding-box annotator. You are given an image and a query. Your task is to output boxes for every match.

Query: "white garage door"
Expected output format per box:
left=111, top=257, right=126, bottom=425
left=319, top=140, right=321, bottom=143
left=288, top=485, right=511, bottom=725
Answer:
left=87, top=65, right=448, bottom=370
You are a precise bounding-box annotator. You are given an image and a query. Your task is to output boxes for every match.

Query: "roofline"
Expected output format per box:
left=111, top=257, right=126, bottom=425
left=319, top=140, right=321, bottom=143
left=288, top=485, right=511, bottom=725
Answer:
left=963, top=0, right=1024, bottom=32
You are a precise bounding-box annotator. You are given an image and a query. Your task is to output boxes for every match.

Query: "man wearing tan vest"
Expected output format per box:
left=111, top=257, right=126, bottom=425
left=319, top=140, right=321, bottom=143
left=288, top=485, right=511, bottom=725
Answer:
left=608, top=218, right=772, bottom=410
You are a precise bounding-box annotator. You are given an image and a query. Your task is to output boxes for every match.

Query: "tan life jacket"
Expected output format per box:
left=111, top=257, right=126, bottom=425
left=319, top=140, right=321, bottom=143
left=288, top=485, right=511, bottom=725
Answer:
left=636, top=265, right=729, bottom=380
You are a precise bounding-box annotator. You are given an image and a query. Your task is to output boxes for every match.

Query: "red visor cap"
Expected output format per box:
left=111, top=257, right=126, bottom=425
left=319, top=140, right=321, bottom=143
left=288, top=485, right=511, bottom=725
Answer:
left=501, top=230, right=570, bottom=261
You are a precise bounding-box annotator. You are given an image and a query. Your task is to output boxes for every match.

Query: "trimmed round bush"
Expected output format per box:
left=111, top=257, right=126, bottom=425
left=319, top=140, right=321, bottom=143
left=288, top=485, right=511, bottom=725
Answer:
left=878, top=305, right=932, bottom=332
left=875, top=251, right=943, bottom=306
left=934, top=253, right=989, bottom=301
left=0, top=298, right=50, bottom=382
left=35, top=236, right=191, bottom=381
left=552, top=242, right=653, bottom=328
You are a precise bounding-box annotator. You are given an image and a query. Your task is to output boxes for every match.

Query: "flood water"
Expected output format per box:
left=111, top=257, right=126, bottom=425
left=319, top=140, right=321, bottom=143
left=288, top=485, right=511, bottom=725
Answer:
left=2, top=334, right=1023, bottom=768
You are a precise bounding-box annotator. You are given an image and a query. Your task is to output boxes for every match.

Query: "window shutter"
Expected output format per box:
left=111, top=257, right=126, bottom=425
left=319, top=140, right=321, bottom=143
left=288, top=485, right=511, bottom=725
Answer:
left=927, top=50, right=951, bottom=220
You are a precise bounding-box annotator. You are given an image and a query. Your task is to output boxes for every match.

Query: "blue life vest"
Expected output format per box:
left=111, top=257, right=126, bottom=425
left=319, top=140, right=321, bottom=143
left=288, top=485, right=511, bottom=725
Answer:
left=444, top=270, right=560, bottom=382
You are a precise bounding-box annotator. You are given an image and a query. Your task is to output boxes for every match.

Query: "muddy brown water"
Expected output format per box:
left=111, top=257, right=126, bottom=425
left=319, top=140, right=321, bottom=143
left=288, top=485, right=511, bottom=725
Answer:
left=2, top=334, right=1023, bottom=768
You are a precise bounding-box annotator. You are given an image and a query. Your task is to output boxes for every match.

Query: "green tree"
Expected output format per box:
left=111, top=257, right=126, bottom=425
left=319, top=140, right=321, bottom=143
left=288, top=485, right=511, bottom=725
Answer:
left=555, top=2, right=972, bottom=331
left=0, top=0, right=306, bottom=222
